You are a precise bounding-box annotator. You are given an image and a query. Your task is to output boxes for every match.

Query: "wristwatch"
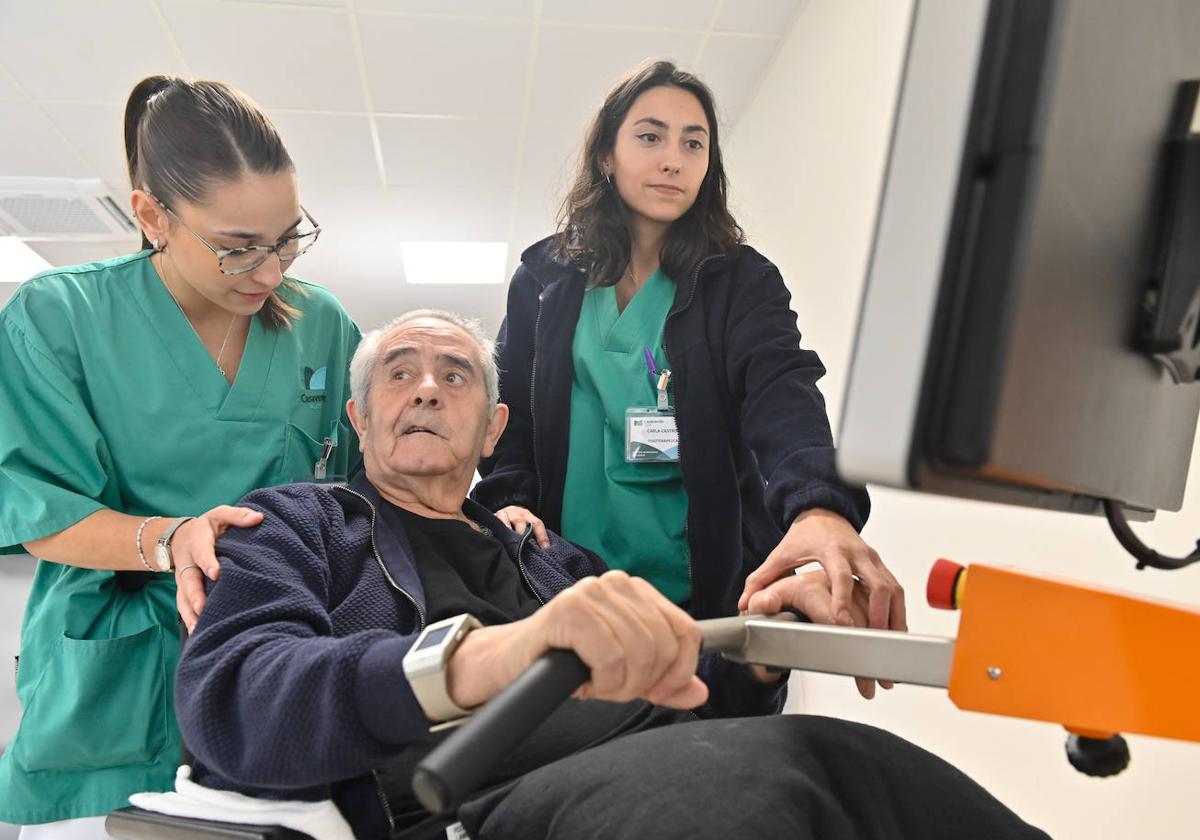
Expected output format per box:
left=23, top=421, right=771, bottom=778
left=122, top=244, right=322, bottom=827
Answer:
left=403, top=613, right=482, bottom=724
left=154, top=516, right=195, bottom=572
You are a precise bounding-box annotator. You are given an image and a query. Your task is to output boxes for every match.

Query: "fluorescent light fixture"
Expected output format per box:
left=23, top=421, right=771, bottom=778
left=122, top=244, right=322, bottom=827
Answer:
left=401, top=241, right=508, bottom=285
left=0, top=237, right=51, bottom=284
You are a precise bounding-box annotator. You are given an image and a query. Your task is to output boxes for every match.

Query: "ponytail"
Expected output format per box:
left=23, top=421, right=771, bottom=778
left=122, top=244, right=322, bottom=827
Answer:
left=124, top=75, right=176, bottom=250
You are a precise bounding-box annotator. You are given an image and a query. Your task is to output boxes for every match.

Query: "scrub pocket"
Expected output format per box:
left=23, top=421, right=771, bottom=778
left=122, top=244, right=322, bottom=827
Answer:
left=11, top=624, right=168, bottom=772
left=281, top=420, right=351, bottom=484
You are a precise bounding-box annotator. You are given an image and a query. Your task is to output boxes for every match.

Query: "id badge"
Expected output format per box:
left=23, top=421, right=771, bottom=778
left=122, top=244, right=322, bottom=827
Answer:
left=625, top=407, right=680, bottom=462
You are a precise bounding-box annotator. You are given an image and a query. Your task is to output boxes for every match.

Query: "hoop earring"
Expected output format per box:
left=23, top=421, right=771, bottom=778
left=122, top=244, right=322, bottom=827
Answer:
left=605, top=172, right=614, bottom=188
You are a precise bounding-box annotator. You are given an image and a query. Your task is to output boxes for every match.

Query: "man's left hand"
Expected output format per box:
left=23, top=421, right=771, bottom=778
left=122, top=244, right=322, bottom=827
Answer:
left=739, top=509, right=906, bottom=635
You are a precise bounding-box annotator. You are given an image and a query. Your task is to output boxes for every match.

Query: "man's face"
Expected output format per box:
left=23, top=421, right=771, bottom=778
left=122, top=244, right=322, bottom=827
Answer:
left=348, top=318, right=507, bottom=488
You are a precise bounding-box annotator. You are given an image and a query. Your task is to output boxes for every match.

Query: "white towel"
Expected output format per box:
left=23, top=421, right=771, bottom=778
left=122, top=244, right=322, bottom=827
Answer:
left=128, top=765, right=355, bottom=840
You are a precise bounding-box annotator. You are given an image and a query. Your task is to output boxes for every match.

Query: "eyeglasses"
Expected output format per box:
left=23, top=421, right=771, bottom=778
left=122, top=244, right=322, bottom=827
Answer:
left=156, top=199, right=322, bottom=276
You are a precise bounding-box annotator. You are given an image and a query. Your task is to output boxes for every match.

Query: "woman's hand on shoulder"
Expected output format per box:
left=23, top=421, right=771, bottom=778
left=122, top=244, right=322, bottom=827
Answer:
left=494, top=505, right=550, bottom=549
left=739, top=509, right=906, bottom=636
left=173, top=505, right=264, bottom=632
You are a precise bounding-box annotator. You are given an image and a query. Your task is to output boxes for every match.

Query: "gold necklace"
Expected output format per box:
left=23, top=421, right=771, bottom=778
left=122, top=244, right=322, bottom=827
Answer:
left=157, top=251, right=240, bottom=377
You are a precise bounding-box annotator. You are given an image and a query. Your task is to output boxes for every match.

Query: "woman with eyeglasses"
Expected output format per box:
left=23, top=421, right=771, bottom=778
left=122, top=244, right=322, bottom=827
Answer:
left=0, top=76, right=359, bottom=836
left=474, top=60, right=906, bottom=714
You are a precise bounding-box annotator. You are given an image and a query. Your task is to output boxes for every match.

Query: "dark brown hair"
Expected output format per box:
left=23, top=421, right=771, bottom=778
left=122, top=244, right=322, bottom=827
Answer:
left=555, top=60, right=744, bottom=286
left=124, top=76, right=305, bottom=329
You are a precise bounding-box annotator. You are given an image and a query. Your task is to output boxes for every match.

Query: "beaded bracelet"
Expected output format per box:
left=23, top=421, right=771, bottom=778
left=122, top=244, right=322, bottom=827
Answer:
left=136, top=515, right=162, bottom=572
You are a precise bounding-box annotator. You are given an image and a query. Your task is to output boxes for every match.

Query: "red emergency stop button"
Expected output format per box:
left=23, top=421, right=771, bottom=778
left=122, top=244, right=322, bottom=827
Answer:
left=927, top=558, right=965, bottom=610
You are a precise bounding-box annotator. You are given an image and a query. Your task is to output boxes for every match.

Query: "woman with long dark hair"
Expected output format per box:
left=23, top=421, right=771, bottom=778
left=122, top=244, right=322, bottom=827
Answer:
left=474, top=60, right=905, bottom=703
left=0, top=76, right=359, bottom=835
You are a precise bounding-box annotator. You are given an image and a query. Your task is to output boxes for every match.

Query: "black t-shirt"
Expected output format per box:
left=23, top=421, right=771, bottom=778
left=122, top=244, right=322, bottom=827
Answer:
left=357, top=503, right=690, bottom=837
left=380, top=502, right=542, bottom=626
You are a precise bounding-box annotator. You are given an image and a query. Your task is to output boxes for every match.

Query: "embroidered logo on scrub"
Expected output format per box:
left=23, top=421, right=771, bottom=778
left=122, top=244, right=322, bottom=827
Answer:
left=301, top=366, right=327, bottom=408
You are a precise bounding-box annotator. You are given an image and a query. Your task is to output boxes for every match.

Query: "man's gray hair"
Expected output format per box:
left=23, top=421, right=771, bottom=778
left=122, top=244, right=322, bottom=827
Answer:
left=350, top=309, right=500, bottom=414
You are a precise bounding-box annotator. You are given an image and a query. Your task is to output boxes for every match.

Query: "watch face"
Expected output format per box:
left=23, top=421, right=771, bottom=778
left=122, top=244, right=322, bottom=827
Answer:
left=154, top=543, right=172, bottom=572
left=417, top=624, right=455, bottom=651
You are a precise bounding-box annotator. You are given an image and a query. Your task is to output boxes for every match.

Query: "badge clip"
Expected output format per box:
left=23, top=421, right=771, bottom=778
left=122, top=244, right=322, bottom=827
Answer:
left=314, top=437, right=334, bottom=481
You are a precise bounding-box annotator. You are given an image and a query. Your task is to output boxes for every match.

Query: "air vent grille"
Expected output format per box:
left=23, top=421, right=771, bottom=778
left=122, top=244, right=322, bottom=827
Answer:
left=0, top=177, right=137, bottom=241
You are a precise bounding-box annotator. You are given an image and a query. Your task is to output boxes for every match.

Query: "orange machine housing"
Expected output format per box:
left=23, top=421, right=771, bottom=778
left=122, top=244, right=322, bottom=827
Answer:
left=942, top=562, right=1200, bottom=742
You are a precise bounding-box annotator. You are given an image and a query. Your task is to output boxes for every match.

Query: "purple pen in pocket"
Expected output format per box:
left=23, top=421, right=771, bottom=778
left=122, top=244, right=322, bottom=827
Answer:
left=642, top=345, right=658, bottom=379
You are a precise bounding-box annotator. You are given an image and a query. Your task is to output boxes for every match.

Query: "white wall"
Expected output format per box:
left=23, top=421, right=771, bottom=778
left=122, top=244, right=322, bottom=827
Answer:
left=725, top=2, right=1200, bottom=838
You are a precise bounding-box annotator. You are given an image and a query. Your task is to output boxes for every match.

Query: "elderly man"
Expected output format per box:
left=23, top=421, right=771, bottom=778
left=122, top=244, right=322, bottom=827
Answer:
left=175, top=310, right=1048, bottom=840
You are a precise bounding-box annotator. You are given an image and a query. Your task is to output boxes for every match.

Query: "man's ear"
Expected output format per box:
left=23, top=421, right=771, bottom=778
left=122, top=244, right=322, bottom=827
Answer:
left=346, top=398, right=367, bottom=453
left=480, top=403, right=510, bottom=459
left=130, top=189, right=169, bottom=248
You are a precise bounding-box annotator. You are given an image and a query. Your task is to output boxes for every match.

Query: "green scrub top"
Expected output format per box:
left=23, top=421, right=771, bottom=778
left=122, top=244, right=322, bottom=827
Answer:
left=560, top=268, right=691, bottom=604
left=0, top=250, right=361, bottom=824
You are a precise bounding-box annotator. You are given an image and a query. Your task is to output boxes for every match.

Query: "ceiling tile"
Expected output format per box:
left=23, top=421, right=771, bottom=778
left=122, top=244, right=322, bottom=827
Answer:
left=300, top=183, right=514, bottom=242
left=355, top=0, right=535, bottom=17
left=510, top=190, right=559, bottom=260
left=0, top=102, right=93, bottom=178
left=0, top=0, right=186, bottom=102
left=714, top=0, right=806, bottom=35
left=386, top=186, right=514, bottom=241
left=0, top=65, right=28, bottom=101
left=541, top=0, right=718, bottom=30
left=268, top=112, right=381, bottom=188
left=516, top=115, right=588, bottom=222
left=358, top=15, right=532, bottom=116
left=289, top=233, right=402, bottom=323
left=529, top=26, right=703, bottom=129
left=160, top=1, right=365, bottom=111
left=298, top=182, right=512, bottom=258
left=41, top=103, right=130, bottom=192
left=376, top=117, right=520, bottom=187
left=697, top=35, right=781, bottom=125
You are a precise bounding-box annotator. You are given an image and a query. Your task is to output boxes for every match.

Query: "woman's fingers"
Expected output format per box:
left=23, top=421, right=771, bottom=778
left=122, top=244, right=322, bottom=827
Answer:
left=752, top=570, right=886, bottom=699
left=204, top=505, right=264, bottom=538
left=850, top=549, right=907, bottom=633
left=738, top=549, right=816, bottom=611
left=496, top=506, right=550, bottom=548
left=172, top=519, right=221, bottom=581
left=175, top=565, right=206, bottom=633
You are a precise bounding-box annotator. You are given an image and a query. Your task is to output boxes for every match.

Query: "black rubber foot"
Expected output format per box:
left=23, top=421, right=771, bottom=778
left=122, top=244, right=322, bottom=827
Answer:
left=1065, top=733, right=1131, bottom=777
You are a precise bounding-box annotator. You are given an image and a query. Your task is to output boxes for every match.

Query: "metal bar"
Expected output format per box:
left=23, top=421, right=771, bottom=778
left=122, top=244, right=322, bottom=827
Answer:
left=697, top=613, right=796, bottom=652
left=713, top=617, right=955, bottom=689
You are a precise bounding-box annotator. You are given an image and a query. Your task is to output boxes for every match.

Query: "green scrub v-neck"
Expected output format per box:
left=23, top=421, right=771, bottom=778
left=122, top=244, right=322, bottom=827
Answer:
left=560, top=268, right=691, bottom=604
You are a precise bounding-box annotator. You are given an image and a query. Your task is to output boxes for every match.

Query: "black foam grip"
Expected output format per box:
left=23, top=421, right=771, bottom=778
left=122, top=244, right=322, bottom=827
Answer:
left=412, top=648, right=591, bottom=815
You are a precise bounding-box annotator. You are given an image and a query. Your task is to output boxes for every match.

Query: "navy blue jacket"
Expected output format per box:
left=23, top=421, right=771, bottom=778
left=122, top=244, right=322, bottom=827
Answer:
left=474, top=238, right=871, bottom=620
left=175, top=474, right=785, bottom=834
